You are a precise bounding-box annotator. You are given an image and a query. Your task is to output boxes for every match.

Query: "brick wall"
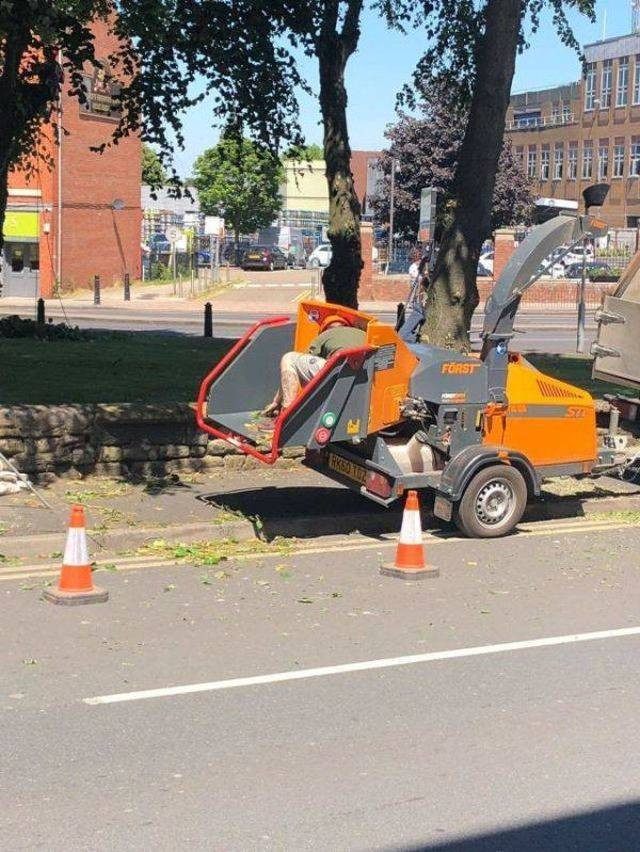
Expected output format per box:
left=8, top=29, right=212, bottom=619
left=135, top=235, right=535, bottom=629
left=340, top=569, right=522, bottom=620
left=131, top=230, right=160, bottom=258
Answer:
left=6, top=16, right=141, bottom=298
left=58, top=17, right=141, bottom=293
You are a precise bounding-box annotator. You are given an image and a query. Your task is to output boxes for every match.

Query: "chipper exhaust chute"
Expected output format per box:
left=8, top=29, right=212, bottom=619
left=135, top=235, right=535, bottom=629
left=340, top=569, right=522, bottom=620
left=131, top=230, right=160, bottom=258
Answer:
left=197, top=212, right=630, bottom=539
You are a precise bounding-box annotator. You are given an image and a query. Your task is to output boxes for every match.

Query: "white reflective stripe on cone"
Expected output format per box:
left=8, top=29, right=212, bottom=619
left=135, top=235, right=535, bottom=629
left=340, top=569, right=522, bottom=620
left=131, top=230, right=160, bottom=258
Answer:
left=399, top=510, right=422, bottom=544
left=63, top=527, right=90, bottom=567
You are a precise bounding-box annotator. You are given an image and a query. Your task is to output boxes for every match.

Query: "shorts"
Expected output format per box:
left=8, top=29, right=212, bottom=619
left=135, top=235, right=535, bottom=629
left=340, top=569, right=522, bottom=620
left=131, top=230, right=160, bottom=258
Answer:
left=288, top=353, right=327, bottom=384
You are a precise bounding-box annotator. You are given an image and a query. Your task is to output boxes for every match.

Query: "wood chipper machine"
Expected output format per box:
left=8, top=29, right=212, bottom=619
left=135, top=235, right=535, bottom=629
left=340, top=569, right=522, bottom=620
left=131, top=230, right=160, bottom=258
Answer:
left=196, top=213, right=633, bottom=538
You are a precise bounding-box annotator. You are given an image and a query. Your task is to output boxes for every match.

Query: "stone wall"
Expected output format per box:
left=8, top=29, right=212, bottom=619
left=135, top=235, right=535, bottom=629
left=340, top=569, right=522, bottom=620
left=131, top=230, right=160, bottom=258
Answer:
left=0, top=404, right=303, bottom=481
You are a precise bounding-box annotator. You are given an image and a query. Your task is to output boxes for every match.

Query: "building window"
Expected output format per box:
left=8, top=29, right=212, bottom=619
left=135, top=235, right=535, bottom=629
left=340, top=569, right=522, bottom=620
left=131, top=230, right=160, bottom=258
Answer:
left=551, top=104, right=560, bottom=123
left=527, top=146, right=537, bottom=178
left=598, top=142, right=609, bottom=179
left=582, top=142, right=594, bottom=179
left=585, top=63, right=597, bottom=110
left=635, top=57, right=640, bottom=105
left=602, top=60, right=613, bottom=108
left=562, top=101, right=571, bottom=121
left=617, top=58, right=629, bottom=107
left=631, top=140, right=640, bottom=177
left=540, top=147, right=550, bottom=180
left=554, top=143, right=564, bottom=180
left=568, top=144, right=578, bottom=180
left=515, top=146, right=524, bottom=169
left=614, top=143, right=625, bottom=177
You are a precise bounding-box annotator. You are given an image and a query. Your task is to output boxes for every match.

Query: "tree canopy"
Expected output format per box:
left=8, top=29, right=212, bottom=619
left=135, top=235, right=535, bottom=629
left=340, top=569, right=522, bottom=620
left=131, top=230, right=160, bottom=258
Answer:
left=192, top=132, right=283, bottom=243
left=141, top=143, right=166, bottom=186
left=374, top=78, right=535, bottom=241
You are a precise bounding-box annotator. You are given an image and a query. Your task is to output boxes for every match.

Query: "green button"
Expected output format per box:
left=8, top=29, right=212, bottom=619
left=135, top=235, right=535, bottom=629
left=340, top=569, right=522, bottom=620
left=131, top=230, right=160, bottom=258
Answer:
left=322, top=412, right=336, bottom=428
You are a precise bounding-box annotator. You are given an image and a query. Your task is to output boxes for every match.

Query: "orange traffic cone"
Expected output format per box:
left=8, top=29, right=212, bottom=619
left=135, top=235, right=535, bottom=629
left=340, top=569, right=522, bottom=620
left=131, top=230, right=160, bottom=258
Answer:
left=42, top=505, right=108, bottom=605
left=380, top=490, right=439, bottom=580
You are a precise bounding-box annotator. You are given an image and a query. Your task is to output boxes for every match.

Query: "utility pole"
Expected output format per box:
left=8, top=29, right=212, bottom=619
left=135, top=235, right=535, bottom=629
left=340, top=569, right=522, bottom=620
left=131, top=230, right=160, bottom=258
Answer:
left=388, top=158, right=396, bottom=274
left=577, top=236, right=587, bottom=354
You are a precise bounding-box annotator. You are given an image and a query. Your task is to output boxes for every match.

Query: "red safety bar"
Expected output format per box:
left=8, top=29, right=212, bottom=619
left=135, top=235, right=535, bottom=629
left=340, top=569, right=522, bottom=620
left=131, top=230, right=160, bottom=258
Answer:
left=196, top=317, right=373, bottom=465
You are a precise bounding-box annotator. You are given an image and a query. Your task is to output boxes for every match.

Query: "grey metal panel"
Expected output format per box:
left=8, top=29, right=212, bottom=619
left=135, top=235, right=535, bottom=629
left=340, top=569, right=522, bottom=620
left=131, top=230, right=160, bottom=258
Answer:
left=206, top=322, right=295, bottom=417
left=408, top=344, right=489, bottom=405
left=279, top=355, right=373, bottom=448
left=593, top=295, right=640, bottom=390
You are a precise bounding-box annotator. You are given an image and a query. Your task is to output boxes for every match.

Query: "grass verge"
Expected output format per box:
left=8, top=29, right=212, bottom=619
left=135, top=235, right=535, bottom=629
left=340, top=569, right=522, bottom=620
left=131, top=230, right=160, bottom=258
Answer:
left=1, top=332, right=234, bottom=404
left=527, top=353, right=634, bottom=398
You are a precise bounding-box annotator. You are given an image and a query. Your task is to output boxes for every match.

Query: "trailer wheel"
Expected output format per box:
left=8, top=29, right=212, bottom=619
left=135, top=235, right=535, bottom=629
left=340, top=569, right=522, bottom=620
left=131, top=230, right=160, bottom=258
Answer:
left=454, top=465, right=527, bottom=539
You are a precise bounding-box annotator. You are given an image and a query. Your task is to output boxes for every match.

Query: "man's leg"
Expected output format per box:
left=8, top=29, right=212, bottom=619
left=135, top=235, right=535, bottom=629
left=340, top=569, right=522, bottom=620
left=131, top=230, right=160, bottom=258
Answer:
left=261, top=351, right=302, bottom=415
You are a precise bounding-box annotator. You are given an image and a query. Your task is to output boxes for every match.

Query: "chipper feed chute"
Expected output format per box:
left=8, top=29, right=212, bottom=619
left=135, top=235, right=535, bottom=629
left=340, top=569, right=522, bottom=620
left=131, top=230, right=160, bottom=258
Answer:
left=593, top=251, right=640, bottom=390
left=196, top=302, right=418, bottom=464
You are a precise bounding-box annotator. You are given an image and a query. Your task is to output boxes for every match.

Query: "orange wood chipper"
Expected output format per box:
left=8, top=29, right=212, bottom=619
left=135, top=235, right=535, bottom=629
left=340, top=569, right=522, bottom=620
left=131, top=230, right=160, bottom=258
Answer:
left=197, top=213, right=636, bottom=538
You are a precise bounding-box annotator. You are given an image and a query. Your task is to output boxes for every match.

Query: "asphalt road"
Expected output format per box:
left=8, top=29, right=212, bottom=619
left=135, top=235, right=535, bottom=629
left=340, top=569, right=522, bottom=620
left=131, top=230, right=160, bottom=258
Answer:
left=3, top=517, right=640, bottom=849
left=0, top=300, right=597, bottom=354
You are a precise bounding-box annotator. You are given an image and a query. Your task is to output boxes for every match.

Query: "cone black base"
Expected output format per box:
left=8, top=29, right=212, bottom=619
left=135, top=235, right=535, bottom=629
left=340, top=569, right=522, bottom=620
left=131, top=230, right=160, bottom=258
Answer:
left=42, top=586, right=109, bottom=606
left=380, top=563, right=439, bottom=580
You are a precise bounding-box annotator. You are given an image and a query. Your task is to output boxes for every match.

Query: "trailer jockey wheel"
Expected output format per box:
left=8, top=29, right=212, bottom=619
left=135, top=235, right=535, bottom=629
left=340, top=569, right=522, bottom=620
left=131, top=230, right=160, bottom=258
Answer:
left=454, top=465, right=527, bottom=539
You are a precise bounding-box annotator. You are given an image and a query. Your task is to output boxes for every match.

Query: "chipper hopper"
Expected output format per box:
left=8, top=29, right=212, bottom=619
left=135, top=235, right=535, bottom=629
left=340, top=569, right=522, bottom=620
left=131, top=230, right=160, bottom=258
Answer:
left=197, top=213, right=631, bottom=538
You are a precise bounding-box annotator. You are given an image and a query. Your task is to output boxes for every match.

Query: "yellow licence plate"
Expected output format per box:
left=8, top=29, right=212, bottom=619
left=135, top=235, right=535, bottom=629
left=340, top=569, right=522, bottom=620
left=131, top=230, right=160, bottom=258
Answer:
left=328, top=453, right=367, bottom=485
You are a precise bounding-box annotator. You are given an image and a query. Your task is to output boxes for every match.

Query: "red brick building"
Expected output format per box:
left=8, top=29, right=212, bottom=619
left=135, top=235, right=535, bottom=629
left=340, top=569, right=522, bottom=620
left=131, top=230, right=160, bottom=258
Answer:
left=3, top=18, right=141, bottom=299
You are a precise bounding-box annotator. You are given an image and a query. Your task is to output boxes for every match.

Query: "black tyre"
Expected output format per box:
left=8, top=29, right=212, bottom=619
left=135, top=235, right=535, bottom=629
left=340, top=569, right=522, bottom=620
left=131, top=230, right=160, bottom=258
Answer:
left=454, top=464, right=527, bottom=539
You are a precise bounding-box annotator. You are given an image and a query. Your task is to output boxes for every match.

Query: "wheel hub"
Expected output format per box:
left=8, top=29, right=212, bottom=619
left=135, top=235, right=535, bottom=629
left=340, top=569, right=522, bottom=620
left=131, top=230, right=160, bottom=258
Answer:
left=475, top=480, right=514, bottom=526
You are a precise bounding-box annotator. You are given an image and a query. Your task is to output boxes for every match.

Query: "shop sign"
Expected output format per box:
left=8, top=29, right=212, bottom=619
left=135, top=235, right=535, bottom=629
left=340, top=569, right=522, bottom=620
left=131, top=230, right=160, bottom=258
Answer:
left=3, top=211, right=39, bottom=241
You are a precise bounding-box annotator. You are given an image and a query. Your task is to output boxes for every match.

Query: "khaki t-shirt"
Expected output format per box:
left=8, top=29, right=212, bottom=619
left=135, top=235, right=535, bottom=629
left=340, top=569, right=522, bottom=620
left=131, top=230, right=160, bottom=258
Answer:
left=308, top=326, right=366, bottom=359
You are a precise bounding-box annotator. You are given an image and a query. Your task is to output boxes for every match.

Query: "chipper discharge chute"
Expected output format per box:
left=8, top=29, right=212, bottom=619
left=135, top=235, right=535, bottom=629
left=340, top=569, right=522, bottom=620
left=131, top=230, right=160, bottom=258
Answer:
left=197, top=213, right=628, bottom=539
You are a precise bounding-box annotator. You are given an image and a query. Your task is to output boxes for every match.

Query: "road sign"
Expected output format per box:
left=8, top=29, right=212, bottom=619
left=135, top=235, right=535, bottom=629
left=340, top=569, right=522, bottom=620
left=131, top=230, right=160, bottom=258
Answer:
left=166, top=225, right=180, bottom=243
left=204, top=216, right=225, bottom=236
left=419, top=187, right=438, bottom=244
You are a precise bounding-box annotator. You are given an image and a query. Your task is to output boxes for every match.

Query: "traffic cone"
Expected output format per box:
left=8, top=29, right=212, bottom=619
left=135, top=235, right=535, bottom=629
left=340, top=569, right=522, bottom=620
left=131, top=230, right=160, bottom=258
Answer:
left=42, top=505, right=108, bottom=605
left=380, top=490, right=439, bottom=580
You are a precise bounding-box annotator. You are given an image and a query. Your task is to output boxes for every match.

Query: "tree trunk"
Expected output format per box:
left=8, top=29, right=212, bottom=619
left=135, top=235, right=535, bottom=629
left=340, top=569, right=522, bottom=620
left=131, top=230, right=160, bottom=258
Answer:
left=420, top=0, right=523, bottom=351
left=317, top=23, right=362, bottom=309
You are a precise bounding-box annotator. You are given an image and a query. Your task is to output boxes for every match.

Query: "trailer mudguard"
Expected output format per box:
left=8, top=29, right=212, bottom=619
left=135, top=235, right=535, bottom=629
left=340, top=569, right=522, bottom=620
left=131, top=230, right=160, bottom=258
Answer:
left=436, top=444, right=540, bottom=504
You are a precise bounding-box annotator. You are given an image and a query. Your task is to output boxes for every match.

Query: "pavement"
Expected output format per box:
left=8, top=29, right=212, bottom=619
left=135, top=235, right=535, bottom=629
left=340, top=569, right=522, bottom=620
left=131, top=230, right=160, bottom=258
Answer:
left=2, top=465, right=640, bottom=565
left=2, top=511, right=640, bottom=849
left=0, top=272, right=598, bottom=353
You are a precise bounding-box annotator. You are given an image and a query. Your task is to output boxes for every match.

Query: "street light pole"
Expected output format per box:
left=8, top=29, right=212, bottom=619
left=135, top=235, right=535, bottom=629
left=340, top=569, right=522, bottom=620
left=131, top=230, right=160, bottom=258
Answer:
left=388, top=158, right=396, bottom=274
left=577, top=236, right=587, bottom=353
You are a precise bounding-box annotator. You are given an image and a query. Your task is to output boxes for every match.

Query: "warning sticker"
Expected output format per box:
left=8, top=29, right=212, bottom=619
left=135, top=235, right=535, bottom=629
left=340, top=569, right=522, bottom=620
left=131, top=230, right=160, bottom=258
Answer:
left=374, top=344, right=396, bottom=372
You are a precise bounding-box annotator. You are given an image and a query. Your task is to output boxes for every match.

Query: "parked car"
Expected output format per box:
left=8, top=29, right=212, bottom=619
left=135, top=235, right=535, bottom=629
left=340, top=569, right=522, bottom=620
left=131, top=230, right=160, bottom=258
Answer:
left=241, top=245, right=288, bottom=271
left=222, top=242, right=250, bottom=266
left=479, top=250, right=494, bottom=274
left=147, top=233, right=171, bottom=254
left=549, top=244, right=595, bottom=277
left=307, top=243, right=332, bottom=268
left=563, top=261, right=617, bottom=281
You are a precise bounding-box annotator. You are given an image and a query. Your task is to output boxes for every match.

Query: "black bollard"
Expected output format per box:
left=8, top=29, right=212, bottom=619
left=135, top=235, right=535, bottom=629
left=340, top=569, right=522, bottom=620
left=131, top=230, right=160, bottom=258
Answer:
left=93, top=275, right=101, bottom=305
left=124, top=272, right=131, bottom=301
left=36, top=297, right=45, bottom=325
left=204, top=302, right=213, bottom=338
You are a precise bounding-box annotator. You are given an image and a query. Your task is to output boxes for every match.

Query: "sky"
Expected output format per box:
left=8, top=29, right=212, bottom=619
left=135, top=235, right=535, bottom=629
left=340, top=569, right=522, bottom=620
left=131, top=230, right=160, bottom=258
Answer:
left=172, top=0, right=632, bottom=176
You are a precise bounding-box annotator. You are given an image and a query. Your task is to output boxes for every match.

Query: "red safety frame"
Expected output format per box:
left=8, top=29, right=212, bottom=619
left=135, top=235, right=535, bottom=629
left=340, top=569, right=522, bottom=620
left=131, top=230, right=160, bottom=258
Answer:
left=196, top=316, right=373, bottom=465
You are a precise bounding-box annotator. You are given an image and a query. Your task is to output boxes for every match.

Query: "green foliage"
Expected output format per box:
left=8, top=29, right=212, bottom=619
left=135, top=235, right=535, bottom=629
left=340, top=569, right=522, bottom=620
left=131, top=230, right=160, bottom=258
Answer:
left=393, top=0, right=597, bottom=109
left=286, top=143, right=325, bottom=161
left=141, top=143, right=166, bottom=186
left=192, top=132, right=283, bottom=239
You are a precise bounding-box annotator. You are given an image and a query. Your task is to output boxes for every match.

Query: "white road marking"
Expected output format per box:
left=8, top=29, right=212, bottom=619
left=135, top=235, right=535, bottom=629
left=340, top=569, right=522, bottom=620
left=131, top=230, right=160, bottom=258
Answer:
left=84, top=625, right=640, bottom=706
